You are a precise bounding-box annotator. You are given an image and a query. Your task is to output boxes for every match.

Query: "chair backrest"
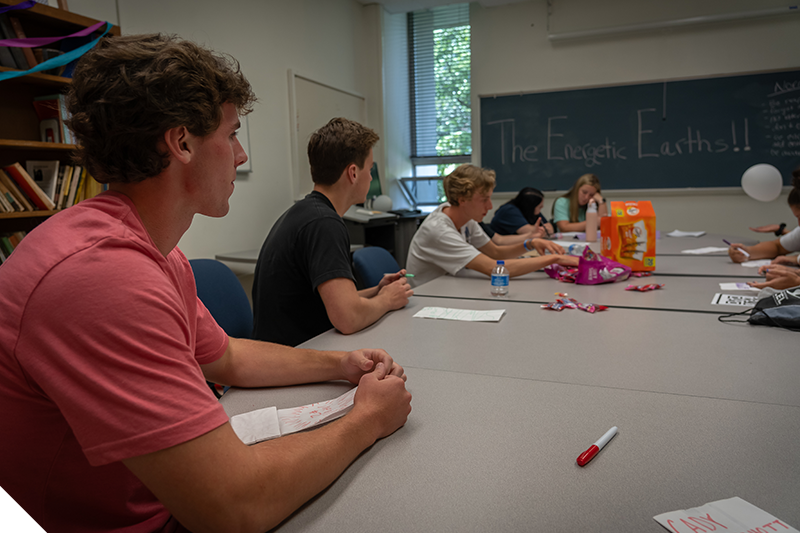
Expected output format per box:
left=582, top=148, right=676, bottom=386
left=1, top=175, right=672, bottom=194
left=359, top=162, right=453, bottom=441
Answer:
left=189, top=259, right=253, bottom=339
left=352, top=246, right=400, bottom=288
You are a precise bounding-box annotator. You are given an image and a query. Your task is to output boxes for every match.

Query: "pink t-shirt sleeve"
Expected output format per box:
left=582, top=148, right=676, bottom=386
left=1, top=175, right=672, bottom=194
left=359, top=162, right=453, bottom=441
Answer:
left=17, top=243, right=230, bottom=466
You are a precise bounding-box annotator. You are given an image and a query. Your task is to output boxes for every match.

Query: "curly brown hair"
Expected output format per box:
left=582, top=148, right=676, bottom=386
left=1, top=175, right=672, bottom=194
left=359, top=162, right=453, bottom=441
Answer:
left=66, top=34, right=256, bottom=183
left=307, top=118, right=379, bottom=186
left=443, top=164, right=496, bottom=206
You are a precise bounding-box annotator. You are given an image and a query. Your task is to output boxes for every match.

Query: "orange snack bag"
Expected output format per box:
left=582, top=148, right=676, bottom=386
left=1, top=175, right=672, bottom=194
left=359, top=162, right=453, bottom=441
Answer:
left=600, top=201, right=656, bottom=272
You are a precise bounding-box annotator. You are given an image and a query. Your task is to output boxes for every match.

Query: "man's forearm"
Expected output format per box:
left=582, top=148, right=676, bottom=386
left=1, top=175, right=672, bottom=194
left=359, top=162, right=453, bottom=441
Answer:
left=207, top=338, right=346, bottom=388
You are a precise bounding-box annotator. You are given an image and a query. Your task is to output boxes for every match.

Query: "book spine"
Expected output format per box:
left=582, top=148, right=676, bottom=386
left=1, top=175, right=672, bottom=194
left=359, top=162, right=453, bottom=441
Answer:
left=3, top=163, right=55, bottom=210
left=7, top=17, right=37, bottom=70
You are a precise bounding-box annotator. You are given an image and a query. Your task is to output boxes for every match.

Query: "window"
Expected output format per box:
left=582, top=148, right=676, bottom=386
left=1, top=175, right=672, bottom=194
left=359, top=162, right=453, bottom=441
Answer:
left=400, top=4, right=471, bottom=207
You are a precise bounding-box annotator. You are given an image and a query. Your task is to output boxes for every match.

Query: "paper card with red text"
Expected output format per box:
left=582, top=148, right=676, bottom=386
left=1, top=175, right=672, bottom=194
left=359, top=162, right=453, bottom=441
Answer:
left=654, top=497, right=797, bottom=533
left=230, top=387, right=357, bottom=445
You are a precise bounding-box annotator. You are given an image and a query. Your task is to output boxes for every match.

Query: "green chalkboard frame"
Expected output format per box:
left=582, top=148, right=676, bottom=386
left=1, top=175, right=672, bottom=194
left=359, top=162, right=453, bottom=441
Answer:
left=480, top=68, right=800, bottom=192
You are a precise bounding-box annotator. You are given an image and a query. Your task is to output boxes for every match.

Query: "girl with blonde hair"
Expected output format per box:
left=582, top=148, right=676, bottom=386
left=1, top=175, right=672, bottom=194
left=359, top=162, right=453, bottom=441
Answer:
left=551, top=173, right=608, bottom=232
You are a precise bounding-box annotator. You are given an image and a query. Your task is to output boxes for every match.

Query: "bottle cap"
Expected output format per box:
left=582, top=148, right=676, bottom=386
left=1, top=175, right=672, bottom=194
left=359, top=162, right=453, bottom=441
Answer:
left=497, top=260, right=505, bottom=265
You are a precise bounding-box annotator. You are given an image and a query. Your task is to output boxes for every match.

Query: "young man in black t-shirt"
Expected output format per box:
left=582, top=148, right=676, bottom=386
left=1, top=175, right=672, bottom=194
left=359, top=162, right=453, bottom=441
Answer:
left=252, top=118, right=413, bottom=347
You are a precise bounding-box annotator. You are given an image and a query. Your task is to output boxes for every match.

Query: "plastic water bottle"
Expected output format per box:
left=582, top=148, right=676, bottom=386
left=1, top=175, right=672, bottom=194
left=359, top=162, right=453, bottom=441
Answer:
left=491, top=260, right=509, bottom=296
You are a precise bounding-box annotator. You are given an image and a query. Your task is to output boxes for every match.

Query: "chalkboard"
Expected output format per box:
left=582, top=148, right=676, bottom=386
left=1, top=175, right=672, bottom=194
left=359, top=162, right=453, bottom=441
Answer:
left=480, top=69, right=800, bottom=192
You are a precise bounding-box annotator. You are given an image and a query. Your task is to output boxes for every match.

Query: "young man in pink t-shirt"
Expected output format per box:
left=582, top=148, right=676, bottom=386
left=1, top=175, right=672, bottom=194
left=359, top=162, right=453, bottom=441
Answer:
left=0, top=34, right=411, bottom=533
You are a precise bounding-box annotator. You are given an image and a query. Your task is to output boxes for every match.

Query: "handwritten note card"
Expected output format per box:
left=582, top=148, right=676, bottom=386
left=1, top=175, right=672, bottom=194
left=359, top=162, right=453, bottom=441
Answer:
left=231, top=387, right=357, bottom=445
left=711, top=293, right=758, bottom=307
left=654, top=497, right=797, bottom=533
left=719, top=282, right=760, bottom=292
left=413, top=307, right=506, bottom=322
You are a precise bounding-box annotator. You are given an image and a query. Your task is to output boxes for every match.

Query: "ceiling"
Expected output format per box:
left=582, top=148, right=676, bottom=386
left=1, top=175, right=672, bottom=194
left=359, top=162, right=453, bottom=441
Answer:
left=356, top=0, right=530, bottom=15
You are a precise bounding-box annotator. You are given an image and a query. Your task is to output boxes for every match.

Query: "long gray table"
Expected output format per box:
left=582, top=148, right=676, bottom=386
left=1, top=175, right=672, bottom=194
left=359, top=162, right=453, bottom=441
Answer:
left=654, top=233, right=758, bottom=255
left=413, top=269, right=759, bottom=314
left=221, top=296, right=800, bottom=532
left=652, top=254, right=764, bottom=277
left=549, top=232, right=757, bottom=256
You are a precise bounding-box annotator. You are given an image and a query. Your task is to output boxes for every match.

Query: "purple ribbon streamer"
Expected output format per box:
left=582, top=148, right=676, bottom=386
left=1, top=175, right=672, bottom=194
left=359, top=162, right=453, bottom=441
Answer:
left=0, top=0, right=37, bottom=15
left=0, top=19, right=106, bottom=47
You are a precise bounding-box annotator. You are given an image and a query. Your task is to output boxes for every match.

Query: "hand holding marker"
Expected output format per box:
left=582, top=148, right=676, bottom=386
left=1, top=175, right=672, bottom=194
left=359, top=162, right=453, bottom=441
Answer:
left=723, top=239, right=750, bottom=259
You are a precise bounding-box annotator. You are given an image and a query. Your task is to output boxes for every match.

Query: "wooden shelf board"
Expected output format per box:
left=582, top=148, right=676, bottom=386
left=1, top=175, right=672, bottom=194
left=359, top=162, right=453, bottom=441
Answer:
left=0, top=209, right=58, bottom=220
left=0, top=139, right=76, bottom=151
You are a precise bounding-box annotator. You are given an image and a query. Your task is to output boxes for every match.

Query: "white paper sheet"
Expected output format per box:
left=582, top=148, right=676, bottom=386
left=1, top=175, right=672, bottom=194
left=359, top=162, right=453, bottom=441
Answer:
left=719, top=282, right=760, bottom=292
left=278, top=387, right=357, bottom=435
left=741, top=259, right=772, bottom=268
left=230, top=406, right=281, bottom=445
left=413, top=307, right=506, bottom=322
left=711, top=293, right=758, bottom=306
left=231, top=388, right=357, bottom=445
left=654, top=497, right=798, bottom=533
left=667, top=230, right=706, bottom=237
left=681, top=247, right=729, bottom=254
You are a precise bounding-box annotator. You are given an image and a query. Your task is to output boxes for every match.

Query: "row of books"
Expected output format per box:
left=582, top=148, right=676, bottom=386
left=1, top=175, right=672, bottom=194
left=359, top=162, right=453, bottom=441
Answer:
left=0, top=161, right=105, bottom=214
left=0, top=231, right=26, bottom=264
left=0, top=11, right=67, bottom=75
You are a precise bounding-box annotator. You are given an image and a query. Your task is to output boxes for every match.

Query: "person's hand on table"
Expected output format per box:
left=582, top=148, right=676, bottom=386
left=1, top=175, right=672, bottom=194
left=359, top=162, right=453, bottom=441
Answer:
left=770, top=255, right=799, bottom=267
left=529, top=218, right=547, bottom=239
left=554, top=254, right=579, bottom=267
left=748, top=265, right=800, bottom=290
left=532, top=238, right=564, bottom=256
left=378, top=269, right=406, bottom=290
left=727, top=243, right=750, bottom=263
left=377, top=277, right=414, bottom=310
left=340, top=348, right=407, bottom=384
left=749, top=224, right=784, bottom=234
left=352, top=361, right=412, bottom=441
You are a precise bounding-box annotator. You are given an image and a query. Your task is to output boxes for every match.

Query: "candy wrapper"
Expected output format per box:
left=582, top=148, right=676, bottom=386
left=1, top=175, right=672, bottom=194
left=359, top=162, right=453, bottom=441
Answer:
left=601, top=201, right=656, bottom=272
left=631, top=271, right=653, bottom=278
left=625, top=283, right=665, bottom=292
left=545, top=247, right=631, bottom=285
left=542, top=293, right=608, bottom=313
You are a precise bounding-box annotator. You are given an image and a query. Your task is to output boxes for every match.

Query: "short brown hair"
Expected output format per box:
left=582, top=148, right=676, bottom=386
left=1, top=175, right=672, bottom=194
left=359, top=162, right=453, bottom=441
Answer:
left=67, top=34, right=256, bottom=183
left=443, top=164, right=496, bottom=206
left=307, top=118, right=379, bottom=186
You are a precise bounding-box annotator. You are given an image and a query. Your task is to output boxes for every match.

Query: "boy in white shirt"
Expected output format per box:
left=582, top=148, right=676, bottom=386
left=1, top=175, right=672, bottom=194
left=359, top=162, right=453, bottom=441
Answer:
left=407, top=164, right=578, bottom=286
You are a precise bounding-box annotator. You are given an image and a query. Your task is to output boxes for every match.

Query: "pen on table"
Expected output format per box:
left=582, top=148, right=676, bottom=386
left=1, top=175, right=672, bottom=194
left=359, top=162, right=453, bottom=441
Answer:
left=577, top=426, right=617, bottom=467
left=386, top=273, right=415, bottom=277
left=722, top=239, right=751, bottom=258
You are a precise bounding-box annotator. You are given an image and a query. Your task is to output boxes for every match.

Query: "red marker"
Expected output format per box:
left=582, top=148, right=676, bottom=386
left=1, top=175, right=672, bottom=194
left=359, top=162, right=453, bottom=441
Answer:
left=577, top=426, right=617, bottom=467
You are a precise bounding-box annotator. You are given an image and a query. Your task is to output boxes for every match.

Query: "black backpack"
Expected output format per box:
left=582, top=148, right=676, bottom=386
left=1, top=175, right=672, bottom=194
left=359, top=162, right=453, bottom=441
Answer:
left=719, top=286, right=800, bottom=331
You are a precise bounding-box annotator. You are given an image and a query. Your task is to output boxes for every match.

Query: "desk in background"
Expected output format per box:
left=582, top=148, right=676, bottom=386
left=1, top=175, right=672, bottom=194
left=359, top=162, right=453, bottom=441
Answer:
left=343, top=207, right=426, bottom=269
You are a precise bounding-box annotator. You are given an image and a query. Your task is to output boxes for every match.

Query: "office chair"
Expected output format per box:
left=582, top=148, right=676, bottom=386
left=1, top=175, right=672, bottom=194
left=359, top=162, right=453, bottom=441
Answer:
left=352, top=246, right=401, bottom=289
left=189, top=258, right=254, bottom=397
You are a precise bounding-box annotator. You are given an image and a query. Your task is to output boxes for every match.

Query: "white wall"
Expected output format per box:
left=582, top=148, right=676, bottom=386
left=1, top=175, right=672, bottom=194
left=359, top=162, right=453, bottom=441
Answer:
left=471, top=0, right=800, bottom=234
left=69, top=0, right=382, bottom=263
left=65, top=0, right=800, bottom=244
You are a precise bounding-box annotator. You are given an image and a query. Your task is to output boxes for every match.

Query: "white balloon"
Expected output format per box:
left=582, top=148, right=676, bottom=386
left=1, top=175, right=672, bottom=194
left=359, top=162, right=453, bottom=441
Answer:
left=741, top=164, right=783, bottom=202
left=372, top=194, right=393, bottom=212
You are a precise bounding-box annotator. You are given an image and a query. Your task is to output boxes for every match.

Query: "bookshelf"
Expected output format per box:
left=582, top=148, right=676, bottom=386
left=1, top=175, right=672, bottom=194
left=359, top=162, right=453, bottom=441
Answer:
left=0, top=0, right=120, bottom=233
